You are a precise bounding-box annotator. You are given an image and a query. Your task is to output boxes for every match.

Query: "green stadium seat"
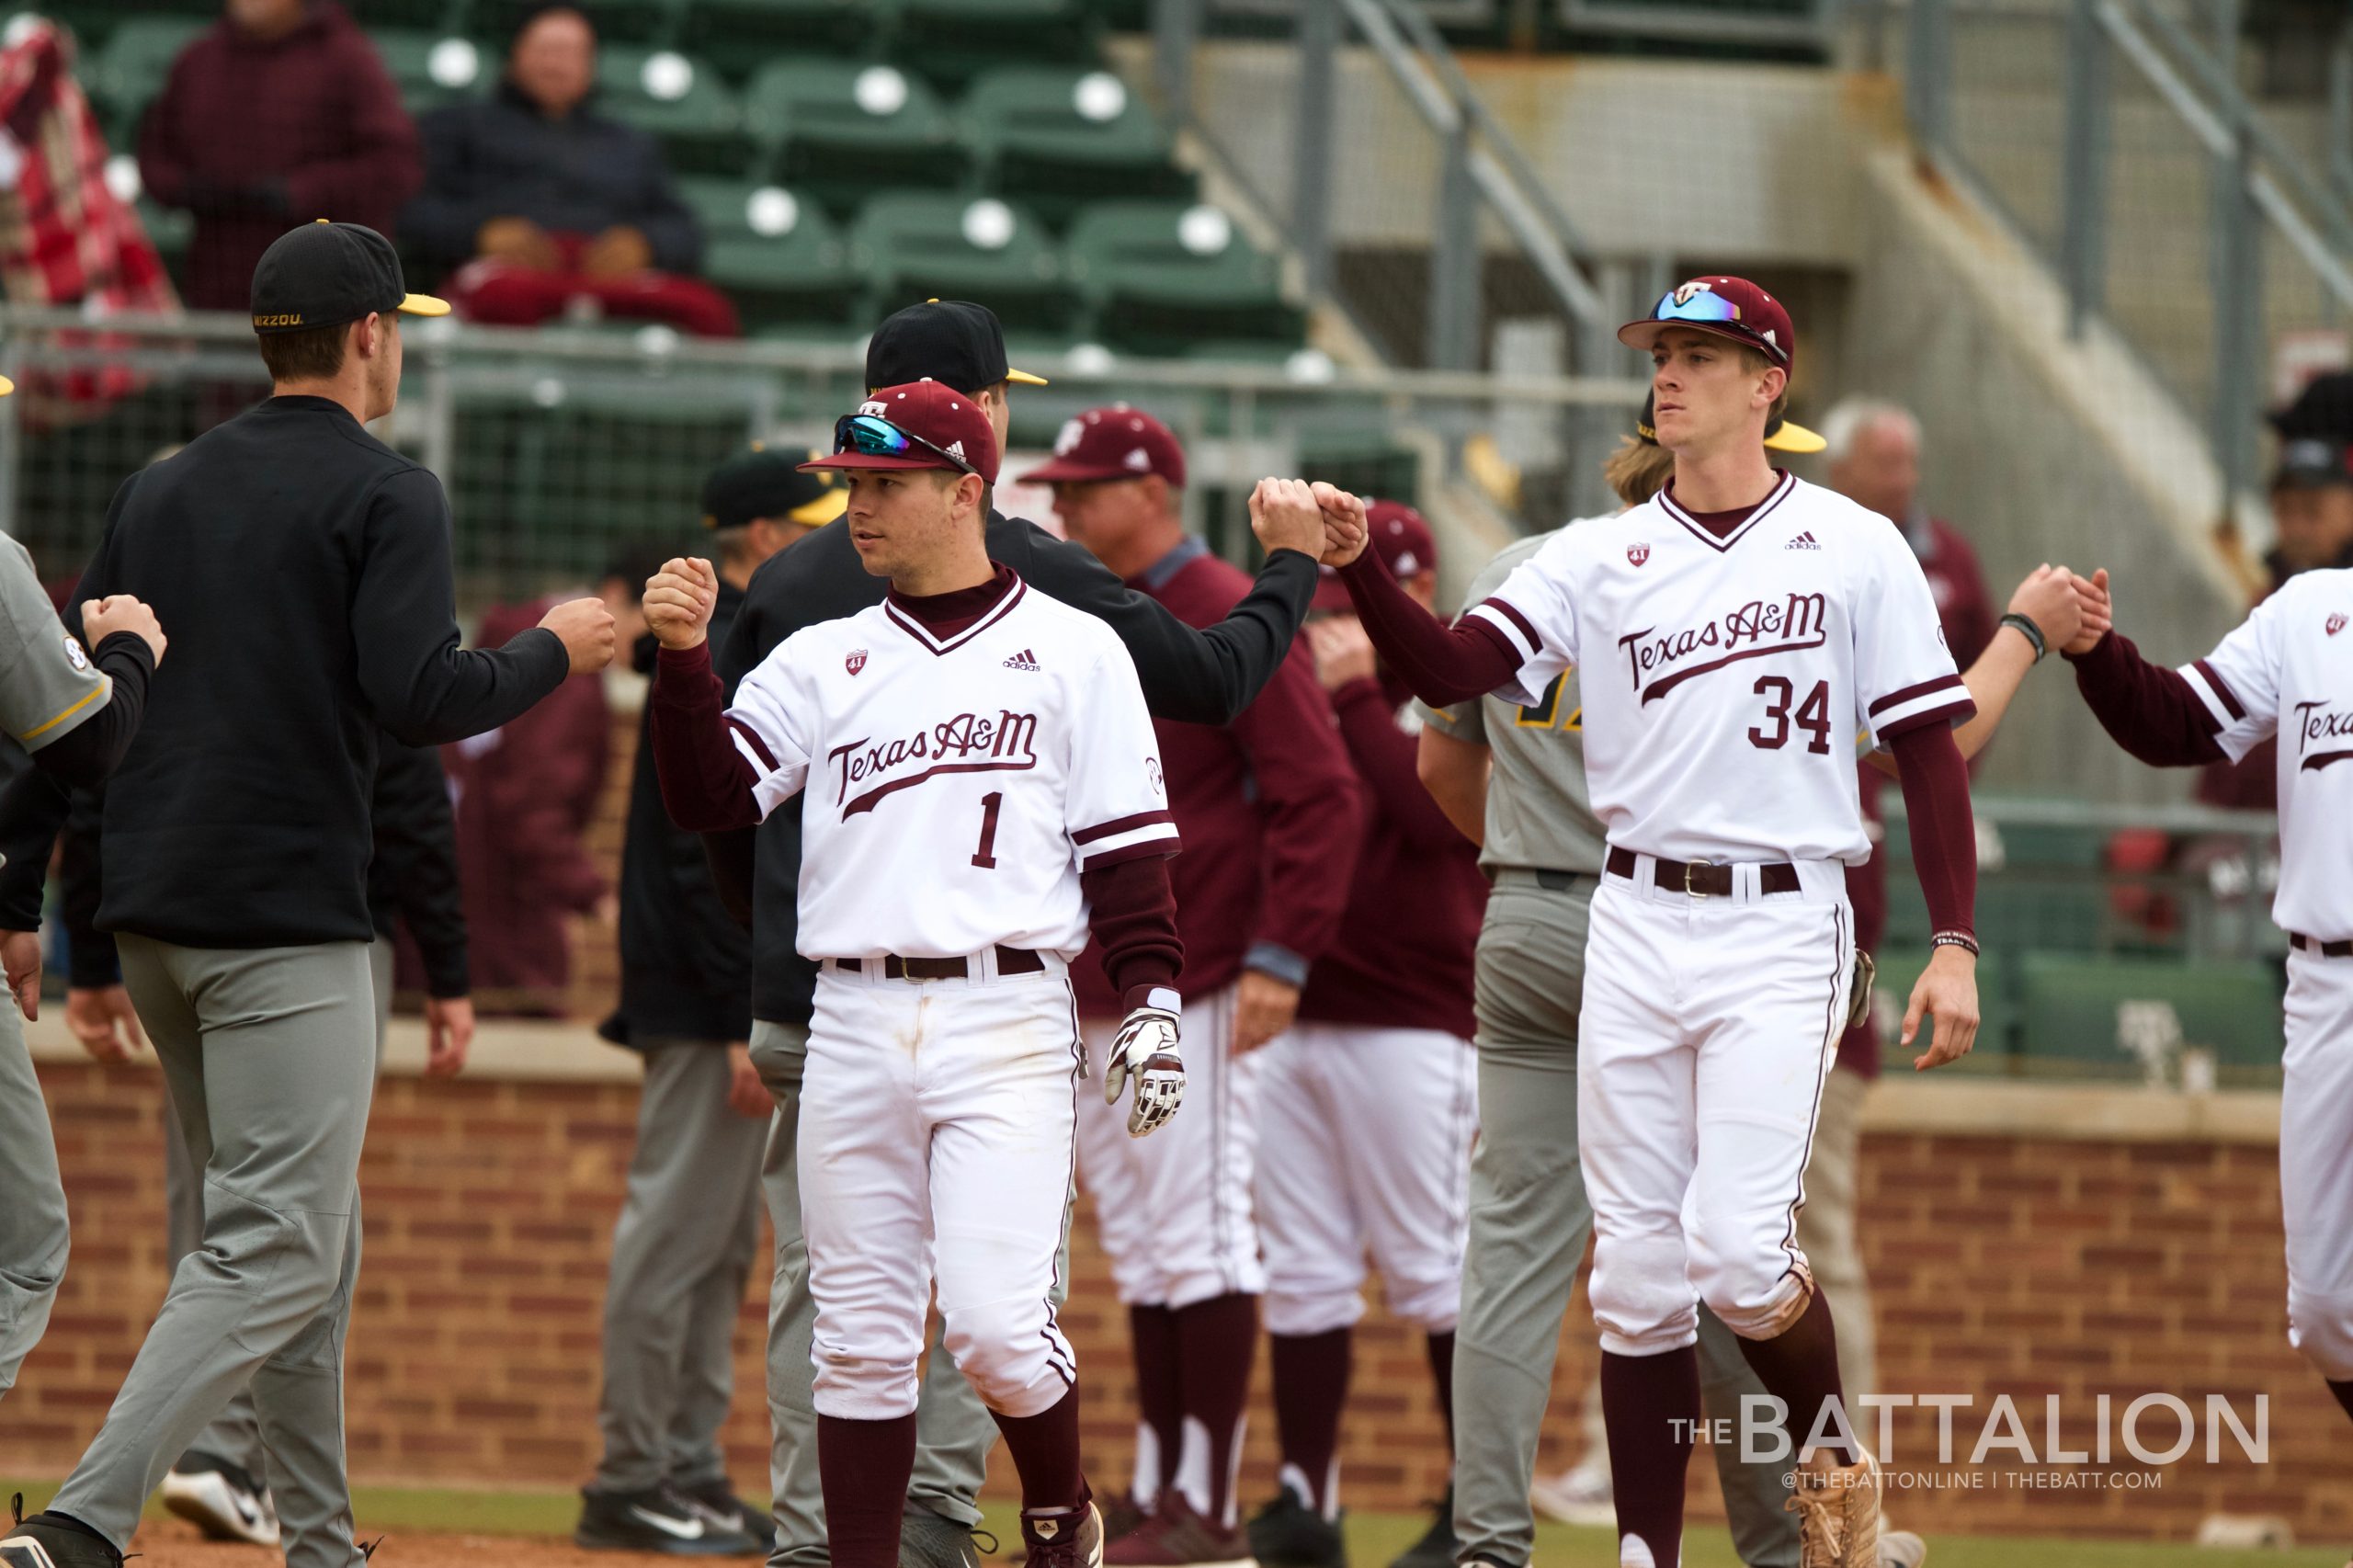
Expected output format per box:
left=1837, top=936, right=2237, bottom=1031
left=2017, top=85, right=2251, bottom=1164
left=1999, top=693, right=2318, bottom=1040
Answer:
left=596, top=46, right=754, bottom=176
left=472, top=0, right=680, bottom=47
left=369, top=30, right=493, bottom=114
left=960, top=66, right=1189, bottom=227
left=1065, top=200, right=1300, bottom=356
left=848, top=192, right=1072, bottom=335
left=675, top=177, right=860, bottom=331
left=2015, top=953, right=2283, bottom=1081
left=86, top=17, right=206, bottom=142
left=743, top=60, right=966, bottom=217
left=882, top=0, right=1095, bottom=90
left=676, top=0, right=871, bottom=82
left=347, top=0, right=474, bottom=31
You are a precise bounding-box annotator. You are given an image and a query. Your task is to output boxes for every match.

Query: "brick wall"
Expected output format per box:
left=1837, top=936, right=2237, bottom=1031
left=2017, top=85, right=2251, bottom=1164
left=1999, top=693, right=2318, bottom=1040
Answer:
left=8, top=1060, right=2351, bottom=1544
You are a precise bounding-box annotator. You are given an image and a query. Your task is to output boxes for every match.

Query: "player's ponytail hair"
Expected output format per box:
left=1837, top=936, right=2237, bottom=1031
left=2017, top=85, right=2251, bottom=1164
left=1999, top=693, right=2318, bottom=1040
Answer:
left=1604, top=436, right=1675, bottom=508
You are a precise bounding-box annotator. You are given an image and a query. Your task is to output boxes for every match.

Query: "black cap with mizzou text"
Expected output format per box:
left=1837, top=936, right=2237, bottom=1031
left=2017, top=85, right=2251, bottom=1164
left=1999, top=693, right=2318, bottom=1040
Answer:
left=864, top=300, right=1046, bottom=393
left=250, top=220, right=449, bottom=335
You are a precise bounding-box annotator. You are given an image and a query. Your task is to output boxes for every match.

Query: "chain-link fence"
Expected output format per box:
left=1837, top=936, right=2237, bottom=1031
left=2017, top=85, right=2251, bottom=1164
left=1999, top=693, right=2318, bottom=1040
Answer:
left=0, top=306, right=1643, bottom=608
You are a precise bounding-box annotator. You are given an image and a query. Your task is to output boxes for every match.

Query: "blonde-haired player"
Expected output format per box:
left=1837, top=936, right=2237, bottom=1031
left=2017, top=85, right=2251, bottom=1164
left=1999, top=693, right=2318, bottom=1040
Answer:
left=1275, top=278, right=1984, bottom=1568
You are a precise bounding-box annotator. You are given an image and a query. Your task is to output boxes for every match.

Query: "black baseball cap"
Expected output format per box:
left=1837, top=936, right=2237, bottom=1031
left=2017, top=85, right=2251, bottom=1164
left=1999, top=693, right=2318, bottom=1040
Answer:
left=864, top=300, right=1046, bottom=394
left=2273, top=436, right=2353, bottom=491
left=250, top=220, right=449, bottom=335
left=703, top=444, right=850, bottom=530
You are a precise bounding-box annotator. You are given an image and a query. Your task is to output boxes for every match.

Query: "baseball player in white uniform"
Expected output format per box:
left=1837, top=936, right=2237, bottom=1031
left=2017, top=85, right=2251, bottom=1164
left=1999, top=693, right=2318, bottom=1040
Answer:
left=1285, top=278, right=1985, bottom=1568
left=641, top=381, right=1190, bottom=1568
left=2062, top=562, right=2353, bottom=1519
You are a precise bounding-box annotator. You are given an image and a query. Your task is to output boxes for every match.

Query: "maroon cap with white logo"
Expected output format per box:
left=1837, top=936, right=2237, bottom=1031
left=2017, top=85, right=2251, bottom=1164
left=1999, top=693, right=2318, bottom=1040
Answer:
left=1018, top=404, right=1188, bottom=489
left=1313, top=499, right=1436, bottom=612
left=801, top=380, right=1001, bottom=484
left=1618, top=276, right=1796, bottom=369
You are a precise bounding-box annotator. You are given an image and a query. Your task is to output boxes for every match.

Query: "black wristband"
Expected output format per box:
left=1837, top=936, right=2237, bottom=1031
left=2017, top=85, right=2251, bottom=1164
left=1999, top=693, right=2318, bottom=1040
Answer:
left=1999, top=611, right=2047, bottom=664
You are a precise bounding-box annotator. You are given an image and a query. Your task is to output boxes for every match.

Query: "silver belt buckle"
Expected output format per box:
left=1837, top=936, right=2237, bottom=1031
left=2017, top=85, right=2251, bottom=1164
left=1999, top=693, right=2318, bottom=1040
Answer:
left=1684, top=860, right=1711, bottom=900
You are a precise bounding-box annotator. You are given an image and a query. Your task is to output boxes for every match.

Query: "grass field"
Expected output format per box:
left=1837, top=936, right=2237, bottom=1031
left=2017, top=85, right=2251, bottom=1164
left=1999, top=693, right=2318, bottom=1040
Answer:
left=4, top=1482, right=2344, bottom=1568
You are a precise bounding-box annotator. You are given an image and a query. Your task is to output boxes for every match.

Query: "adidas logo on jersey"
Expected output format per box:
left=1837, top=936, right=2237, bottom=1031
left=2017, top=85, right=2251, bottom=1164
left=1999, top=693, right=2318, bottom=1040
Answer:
left=1003, top=648, right=1041, bottom=671
left=1786, top=531, right=1820, bottom=550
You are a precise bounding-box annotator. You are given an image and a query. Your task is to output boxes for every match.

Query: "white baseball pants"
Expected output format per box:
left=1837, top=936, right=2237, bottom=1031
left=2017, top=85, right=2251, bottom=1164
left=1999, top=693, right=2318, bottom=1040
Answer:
left=1256, top=1022, right=1478, bottom=1336
left=799, top=957, right=1082, bottom=1422
left=1579, top=860, right=1852, bottom=1358
left=1076, top=982, right=1267, bottom=1309
left=2283, top=946, right=2353, bottom=1381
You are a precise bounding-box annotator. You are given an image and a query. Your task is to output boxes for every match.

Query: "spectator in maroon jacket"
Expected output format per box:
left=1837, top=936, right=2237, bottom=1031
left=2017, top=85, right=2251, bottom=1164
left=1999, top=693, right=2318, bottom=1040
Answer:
left=136, top=0, right=421, bottom=311
left=1029, top=407, right=1364, bottom=1565
left=1251, top=502, right=1488, bottom=1568
left=438, top=555, right=650, bottom=1012
left=404, top=5, right=734, bottom=337
left=1823, top=398, right=1996, bottom=671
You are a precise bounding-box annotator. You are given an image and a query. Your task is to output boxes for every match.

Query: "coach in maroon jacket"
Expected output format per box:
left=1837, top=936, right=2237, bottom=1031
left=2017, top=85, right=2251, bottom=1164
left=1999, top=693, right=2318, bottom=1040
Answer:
left=1031, top=407, right=1363, bottom=1567
left=1252, top=503, right=1488, bottom=1568
left=137, top=0, right=421, bottom=311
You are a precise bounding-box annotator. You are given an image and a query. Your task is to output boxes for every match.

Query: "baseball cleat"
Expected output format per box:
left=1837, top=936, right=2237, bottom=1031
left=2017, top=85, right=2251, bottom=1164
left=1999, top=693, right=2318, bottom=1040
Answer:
left=1877, top=1529, right=1927, bottom=1567
left=1104, top=1493, right=1255, bottom=1568
left=1384, top=1486, right=1457, bottom=1568
left=161, top=1453, right=281, bottom=1548
left=678, top=1480, right=776, bottom=1553
left=1, top=1498, right=123, bottom=1568
left=574, top=1483, right=763, bottom=1555
left=1099, top=1494, right=1148, bottom=1544
left=1526, top=1455, right=1615, bottom=1528
left=1245, top=1485, right=1345, bottom=1568
left=1787, top=1449, right=1881, bottom=1568
left=901, top=1506, right=997, bottom=1568
left=1019, top=1498, right=1104, bottom=1568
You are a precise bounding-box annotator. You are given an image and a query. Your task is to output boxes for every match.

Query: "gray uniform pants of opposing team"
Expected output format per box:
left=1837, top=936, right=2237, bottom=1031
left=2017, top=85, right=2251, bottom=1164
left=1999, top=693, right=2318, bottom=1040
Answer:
left=55, top=936, right=379, bottom=1568
left=748, top=1020, right=1074, bottom=1565
left=0, top=971, right=70, bottom=1403
left=1454, top=870, right=1813, bottom=1568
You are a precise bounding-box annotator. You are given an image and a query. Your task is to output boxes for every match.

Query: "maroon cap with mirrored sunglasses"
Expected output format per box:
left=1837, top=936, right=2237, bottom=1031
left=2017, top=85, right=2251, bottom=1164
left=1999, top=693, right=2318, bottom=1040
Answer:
left=801, top=380, right=1001, bottom=484
left=1617, top=276, right=1795, bottom=369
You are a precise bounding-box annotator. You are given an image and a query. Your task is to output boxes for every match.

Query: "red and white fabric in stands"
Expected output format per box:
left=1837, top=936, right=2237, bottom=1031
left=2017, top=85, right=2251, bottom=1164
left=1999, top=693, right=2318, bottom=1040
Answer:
left=0, top=22, right=179, bottom=427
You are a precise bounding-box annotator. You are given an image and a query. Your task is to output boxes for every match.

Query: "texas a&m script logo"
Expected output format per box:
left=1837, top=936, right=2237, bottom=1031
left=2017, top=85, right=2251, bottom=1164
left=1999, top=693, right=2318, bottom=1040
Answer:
left=830, top=709, right=1040, bottom=816
left=2294, top=699, right=2353, bottom=773
left=1618, top=592, right=1828, bottom=704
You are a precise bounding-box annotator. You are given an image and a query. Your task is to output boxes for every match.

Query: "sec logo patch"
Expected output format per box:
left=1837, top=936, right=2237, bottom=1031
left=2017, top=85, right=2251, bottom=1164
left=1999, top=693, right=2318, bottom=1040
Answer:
left=63, top=635, right=88, bottom=671
left=1628, top=544, right=1651, bottom=567
left=847, top=649, right=868, bottom=675
left=2329, top=613, right=2347, bottom=637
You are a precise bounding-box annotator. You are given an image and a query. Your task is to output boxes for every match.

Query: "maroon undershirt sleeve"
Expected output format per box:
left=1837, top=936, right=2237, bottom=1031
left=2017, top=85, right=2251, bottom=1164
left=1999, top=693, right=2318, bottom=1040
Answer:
left=1082, top=853, right=1184, bottom=1005
left=1887, top=721, right=1977, bottom=942
left=650, top=641, right=767, bottom=834
left=2063, top=630, right=2229, bottom=767
left=1337, top=551, right=1524, bottom=708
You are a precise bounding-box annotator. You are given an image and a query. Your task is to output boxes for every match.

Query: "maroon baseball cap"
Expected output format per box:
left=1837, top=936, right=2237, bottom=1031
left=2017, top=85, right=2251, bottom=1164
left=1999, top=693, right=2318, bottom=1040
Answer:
left=1019, top=404, right=1188, bottom=488
left=801, top=380, right=1001, bottom=485
left=1313, top=499, right=1436, bottom=612
left=1618, top=276, right=1795, bottom=369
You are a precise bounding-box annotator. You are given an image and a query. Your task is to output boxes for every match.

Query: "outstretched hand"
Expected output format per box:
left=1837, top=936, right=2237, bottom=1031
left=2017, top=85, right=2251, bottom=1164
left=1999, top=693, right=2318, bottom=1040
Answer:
left=2064, top=567, right=2111, bottom=654
left=2005, top=564, right=2083, bottom=653
left=1903, top=945, right=1981, bottom=1071
left=643, top=557, right=720, bottom=651
left=1248, top=478, right=1327, bottom=561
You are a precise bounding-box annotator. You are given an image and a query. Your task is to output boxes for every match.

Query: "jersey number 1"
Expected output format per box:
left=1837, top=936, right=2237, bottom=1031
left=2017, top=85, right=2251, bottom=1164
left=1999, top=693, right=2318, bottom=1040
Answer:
left=1749, top=676, right=1832, bottom=755
left=971, top=792, right=1004, bottom=869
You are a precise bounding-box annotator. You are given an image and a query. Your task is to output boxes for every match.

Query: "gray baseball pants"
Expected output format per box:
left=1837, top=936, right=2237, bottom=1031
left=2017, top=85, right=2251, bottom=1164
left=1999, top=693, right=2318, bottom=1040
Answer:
left=0, top=966, right=68, bottom=1403
left=591, top=1037, right=768, bottom=1494
left=1452, top=871, right=1802, bottom=1568
left=160, top=941, right=393, bottom=1482
left=748, top=1018, right=1072, bottom=1565
left=55, top=936, right=377, bottom=1568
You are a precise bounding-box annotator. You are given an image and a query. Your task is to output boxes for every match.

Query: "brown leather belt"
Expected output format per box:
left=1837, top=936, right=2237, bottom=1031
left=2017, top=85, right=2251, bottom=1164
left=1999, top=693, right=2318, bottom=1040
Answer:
left=835, top=947, right=1047, bottom=981
left=2290, top=933, right=2353, bottom=959
left=1605, top=846, right=1801, bottom=898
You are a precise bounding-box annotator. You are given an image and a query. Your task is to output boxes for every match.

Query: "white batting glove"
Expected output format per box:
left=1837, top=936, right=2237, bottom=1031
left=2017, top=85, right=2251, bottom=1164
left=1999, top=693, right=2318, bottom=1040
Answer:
left=1104, top=986, right=1185, bottom=1138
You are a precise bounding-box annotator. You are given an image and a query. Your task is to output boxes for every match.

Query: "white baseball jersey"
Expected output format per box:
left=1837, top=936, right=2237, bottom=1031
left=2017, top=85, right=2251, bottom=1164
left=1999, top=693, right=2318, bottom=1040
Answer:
left=1467, top=473, right=1972, bottom=865
left=2179, top=566, right=2353, bottom=941
left=722, top=572, right=1180, bottom=960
